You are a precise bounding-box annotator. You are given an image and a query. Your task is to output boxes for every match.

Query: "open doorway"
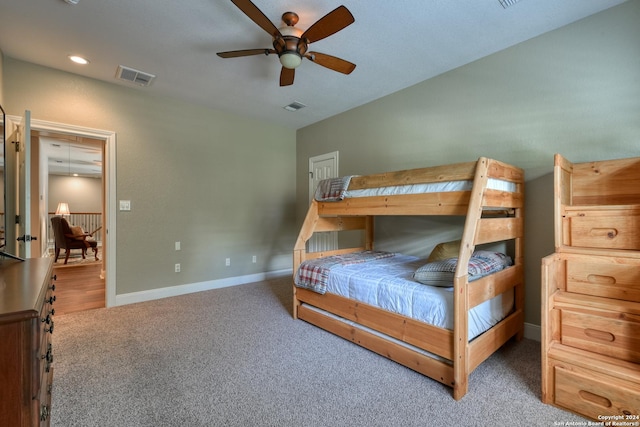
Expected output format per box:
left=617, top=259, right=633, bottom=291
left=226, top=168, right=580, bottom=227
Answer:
left=41, top=134, right=104, bottom=313
left=43, top=135, right=103, bottom=259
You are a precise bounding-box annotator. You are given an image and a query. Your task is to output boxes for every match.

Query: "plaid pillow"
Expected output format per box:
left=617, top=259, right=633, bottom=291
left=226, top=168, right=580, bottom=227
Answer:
left=413, top=251, right=512, bottom=287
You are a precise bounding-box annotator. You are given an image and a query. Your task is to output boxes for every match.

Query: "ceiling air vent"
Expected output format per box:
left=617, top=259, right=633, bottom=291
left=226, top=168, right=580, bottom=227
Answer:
left=498, top=0, right=521, bottom=8
left=116, top=65, right=156, bottom=87
left=283, top=101, right=306, bottom=112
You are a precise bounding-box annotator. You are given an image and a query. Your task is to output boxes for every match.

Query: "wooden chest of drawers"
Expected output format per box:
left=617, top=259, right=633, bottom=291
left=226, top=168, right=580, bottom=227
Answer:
left=0, top=258, right=56, bottom=426
left=542, top=154, right=640, bottom=420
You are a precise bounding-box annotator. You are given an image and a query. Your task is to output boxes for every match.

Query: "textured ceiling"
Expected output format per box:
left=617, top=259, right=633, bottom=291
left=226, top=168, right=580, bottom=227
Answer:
left=0, top=0, right=628, bottom=130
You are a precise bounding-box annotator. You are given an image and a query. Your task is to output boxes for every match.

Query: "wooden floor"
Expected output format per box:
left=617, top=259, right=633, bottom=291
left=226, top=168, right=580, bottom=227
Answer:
left=53, top=262, right=105, bottom=315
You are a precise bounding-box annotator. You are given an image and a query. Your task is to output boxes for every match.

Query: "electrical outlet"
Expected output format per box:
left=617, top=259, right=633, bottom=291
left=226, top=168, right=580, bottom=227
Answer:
left=175, top=263, right=181, bottom=273
left=252, top=255, right=257, bottom=263
left=225, top=258, right=230, bottom=267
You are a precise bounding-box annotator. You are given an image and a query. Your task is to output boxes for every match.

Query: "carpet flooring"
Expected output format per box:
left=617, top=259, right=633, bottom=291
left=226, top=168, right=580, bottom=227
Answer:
left=51, top=277, right=588, bottom=426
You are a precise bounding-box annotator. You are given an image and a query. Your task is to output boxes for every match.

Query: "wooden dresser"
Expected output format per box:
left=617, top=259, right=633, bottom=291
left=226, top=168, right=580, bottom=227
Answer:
left=0, top=257, right=56, bottom=426
left=542, top=154, right=640, bottom=419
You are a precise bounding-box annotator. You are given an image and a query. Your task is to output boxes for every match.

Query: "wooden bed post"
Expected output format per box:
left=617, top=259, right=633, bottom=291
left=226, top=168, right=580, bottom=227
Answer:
left=365, top=215, right=374, bottom=250
left=293, top=200, right=320, bottom=319
left=514, top=176, right=526, bottom=341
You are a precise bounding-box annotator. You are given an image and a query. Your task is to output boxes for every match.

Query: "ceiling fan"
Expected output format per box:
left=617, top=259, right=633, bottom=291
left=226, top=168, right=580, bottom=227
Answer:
left=217, top=0, right=356, bottom=87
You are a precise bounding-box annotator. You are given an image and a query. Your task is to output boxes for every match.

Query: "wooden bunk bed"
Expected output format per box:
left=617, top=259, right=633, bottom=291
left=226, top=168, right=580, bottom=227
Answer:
left=292, top=157, right=525, bottom=400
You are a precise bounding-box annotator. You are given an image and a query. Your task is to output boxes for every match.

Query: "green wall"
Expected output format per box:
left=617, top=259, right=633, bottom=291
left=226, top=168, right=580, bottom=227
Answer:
left=3, top=58, right=297, bottom=295
left=296, top=1, right=640, bottom=328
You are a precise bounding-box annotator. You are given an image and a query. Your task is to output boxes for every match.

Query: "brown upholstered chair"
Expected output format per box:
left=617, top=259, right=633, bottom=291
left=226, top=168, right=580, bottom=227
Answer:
left=50, top=216, right=99, bottom=264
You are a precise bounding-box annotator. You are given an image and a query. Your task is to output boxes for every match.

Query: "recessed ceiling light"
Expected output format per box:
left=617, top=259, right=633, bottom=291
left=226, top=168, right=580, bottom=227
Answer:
left=69, top=55, right=89, bottom=65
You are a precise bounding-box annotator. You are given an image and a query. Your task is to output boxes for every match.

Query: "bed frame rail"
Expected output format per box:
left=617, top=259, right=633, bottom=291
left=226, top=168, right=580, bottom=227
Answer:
left=297, top=303, right=456, bottom=387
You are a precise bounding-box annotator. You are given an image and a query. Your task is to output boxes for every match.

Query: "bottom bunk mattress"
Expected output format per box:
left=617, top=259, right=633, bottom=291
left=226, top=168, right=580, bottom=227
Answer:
left=295, top=253, right=513, bottom=340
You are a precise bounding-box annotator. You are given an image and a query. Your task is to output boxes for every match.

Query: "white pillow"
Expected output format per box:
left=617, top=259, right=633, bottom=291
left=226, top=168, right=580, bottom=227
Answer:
left=413, top=251, right=512, bottom=287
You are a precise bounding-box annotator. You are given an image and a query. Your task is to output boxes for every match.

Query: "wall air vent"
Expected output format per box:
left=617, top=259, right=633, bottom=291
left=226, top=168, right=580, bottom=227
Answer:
left=498, top=0, right=522, bottom=8
left=116, top=65, right=156, bottom=87
left=283, top=101, right=306, bottom=112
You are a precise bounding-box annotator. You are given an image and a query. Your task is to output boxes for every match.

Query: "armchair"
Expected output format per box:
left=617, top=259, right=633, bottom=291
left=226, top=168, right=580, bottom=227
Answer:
left=50, top=216, right=99, bottom=264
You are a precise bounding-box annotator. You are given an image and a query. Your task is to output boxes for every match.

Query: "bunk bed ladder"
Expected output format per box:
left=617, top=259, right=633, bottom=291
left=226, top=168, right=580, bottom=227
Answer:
left=452, top=157, right=491, bottom=400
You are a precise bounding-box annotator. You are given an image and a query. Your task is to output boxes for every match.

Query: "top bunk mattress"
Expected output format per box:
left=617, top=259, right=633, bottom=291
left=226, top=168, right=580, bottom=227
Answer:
left=344, top=178, right=516, bottom=198
left=297, top=254, right=513, bottom=340
left=314, top=176, right=516, bottom=202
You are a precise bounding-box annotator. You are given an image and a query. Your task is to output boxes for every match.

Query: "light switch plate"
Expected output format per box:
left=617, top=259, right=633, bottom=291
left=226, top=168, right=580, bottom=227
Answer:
left=119, top=200, right=131, bottom=211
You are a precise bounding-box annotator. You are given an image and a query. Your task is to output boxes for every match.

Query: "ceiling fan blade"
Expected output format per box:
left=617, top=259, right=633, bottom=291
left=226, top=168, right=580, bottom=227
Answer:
left=217, top=48, right=275, bottom=58
left=307, top=52, right=356, bottom=74
left=231, top=0, right=282, bottom=38
left=280, top=67, right=295, bottom=86
left=301, top=5, right=354, bottom=44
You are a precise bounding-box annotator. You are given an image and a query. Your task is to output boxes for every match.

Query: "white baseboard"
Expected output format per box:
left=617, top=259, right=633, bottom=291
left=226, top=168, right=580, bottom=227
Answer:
left=523, top=322, right=541, bottom=341
left=114, top=269, right=292, bottom=306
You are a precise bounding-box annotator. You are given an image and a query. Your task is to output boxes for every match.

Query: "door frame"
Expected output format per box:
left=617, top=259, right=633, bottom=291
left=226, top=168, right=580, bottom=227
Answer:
left=9, top=115, right=117, bottom=307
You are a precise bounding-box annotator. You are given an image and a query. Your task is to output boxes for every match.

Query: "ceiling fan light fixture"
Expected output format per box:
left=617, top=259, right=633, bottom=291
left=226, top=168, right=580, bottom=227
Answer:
left=216, top=3, right=355, bottom=86
left=279, top=52, right=302, bottom=69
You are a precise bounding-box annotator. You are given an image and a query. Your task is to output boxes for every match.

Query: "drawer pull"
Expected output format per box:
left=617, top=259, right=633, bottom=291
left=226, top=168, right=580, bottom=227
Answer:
left=584, top=328, right=615, bottom=342
left=45, top=321, right=54, bottom=334
left=40, top=404, right=50, bottom=421
left=41, top=345, right=54, bottom=363
left=586, top=274, right=616, bottom=285
left=578, top=390, right=612, bottom=408
left=588, top=228, right=618, bottom=239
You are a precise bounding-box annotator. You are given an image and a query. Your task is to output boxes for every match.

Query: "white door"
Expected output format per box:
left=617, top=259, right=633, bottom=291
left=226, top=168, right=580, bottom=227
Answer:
left=3, top=115, right=19, bottom=256
left=3, top=111, right=32, bottom=258
left=308, top=151, right=339, bottom=252
left=17, top=111, right=32, bottom=258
